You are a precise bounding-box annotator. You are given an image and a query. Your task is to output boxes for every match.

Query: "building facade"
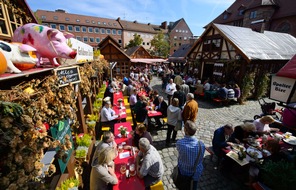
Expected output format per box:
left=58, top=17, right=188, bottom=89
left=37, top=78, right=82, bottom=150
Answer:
left=212, top=0, right=296, bottom=38
left=168, top=18, right=194, bottom=55
left=35, top=9, right=123, bottom=48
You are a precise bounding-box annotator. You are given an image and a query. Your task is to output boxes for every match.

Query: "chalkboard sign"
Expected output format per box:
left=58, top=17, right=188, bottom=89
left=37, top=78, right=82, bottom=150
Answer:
left=50, top=119, right=74, bottom=173
left=55, top=66, right=81, bottom=87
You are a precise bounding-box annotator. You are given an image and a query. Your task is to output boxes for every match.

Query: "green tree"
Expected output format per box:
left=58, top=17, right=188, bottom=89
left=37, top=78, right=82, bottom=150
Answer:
left=126, top=33, right=143, bottom=49
left=150, top=32, right=170, bottom=58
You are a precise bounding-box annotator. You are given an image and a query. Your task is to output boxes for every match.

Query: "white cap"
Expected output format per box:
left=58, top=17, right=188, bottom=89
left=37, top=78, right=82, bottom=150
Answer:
left=103, top=97, right=111, bottom=102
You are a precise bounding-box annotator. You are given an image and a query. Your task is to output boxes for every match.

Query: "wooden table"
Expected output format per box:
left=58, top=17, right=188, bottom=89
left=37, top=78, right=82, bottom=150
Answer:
left=113, top=122, right=145, bottom=190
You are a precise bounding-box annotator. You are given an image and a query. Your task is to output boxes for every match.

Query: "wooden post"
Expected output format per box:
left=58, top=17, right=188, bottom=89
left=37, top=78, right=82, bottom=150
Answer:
left=76, top=92, right=88, bottom=133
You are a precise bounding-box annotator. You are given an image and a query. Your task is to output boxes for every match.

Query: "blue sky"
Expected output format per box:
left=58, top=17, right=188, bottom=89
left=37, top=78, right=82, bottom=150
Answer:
left=27, top=0, right=235, bottom=36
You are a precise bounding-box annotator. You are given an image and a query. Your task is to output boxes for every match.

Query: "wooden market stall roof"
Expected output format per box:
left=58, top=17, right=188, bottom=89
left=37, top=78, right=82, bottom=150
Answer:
left=188, top=23, right=296, bottom=63
left=125, top=46, right=152, bottom=59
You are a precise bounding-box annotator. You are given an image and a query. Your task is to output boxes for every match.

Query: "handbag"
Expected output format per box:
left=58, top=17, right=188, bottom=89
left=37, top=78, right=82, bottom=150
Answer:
left=172, top=141, right=202, bottom=190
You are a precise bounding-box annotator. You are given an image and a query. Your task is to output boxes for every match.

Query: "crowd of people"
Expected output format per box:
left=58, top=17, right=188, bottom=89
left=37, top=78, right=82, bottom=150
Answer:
left=90, top=63, right=295, bottom=190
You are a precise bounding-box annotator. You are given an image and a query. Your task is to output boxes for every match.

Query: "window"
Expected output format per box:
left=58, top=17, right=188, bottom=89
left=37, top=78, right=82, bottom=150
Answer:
left=147, top=42, right=149, bottom=46
left=83, top=37, right=88, bottom=43
left=117, top=30, right=122, bottom=35
left=184, top=37, right=187, bottom=40
left=0, top=4, right=23, bottom=36
left=176, top=29, right=178, bottom=32
left=88, top=27, right=93, bottom=33
left=113, top=23, right=117, bottom=26
left=174, top=36, right=177, bottom=39
left=103, top=22, right=107, bottom=25
left=59, top=25, right=65, bottom=31
left=92, top=20, right=95, bottom=24
left=41, top=15, right=46, bottom=20
left=76, top=36, right=81, bottom=41
left=53, top=16, right=58, bottom=20
left=98, top=21, right=101, bottom=25
left=96, top=38, right=100, bottom=43
left=223, top=14, right=228, bottom=20
left=179, top=43, right=181, bottom=46
left=86, top=20, right=90, bottom=23
left=82, top=26, right=87, bottom=32
left=112, top=29, right=116, bottom=35
left=174, top=43, right=177, bottom=47
left=75, top=26, right=80, bottom=32
left=89, top=37, right=94, bottom=43
left=101, top=28, right=105, bottom=34
left=118, top=39, right=122, bottom=44
left=76, top=19, right=80, bottom=22
left=179, top=37, right=182, bottom=40
left=94, top=28, right=100, bottom=33
left=108, top=22, right=112, bottom=26
left=65, top=17, right=70, bottom=21
left=239, top=10, right=244, bottom=16
left=67, top=25, right=73, bottom=31
left=182, top=30, right=185, bottom=33
left=186, top=30, right=188, bottom=33
left=50, top=24, right=56, bottom=29
left=106, top=29, right=111, bottom=34
left=250, top=11, right=257, bottom=19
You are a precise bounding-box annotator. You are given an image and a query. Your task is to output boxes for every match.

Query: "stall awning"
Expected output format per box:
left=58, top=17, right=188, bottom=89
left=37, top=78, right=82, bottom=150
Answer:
left=276, top=54, right=296, bottom=79
left=130, top=58, right=167, bottom=65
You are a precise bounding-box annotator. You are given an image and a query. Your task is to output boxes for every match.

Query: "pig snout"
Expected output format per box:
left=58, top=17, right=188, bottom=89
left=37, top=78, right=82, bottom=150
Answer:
left=69, top=51, right=77, bottom=59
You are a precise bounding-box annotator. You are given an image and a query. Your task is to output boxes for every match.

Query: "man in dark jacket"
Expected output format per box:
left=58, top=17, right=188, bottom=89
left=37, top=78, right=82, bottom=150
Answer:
left=154, top=96, right=168, bottom=127
left=173, top=84, right=186, bottom=109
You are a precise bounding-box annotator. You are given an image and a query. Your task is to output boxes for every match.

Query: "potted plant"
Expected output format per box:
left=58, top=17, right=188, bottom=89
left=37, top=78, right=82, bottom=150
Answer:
left=76, top=134, right=92, bottom=147
left=56, top=177, right=79, bottom=190
left=118, top=126, right=128, bottom=138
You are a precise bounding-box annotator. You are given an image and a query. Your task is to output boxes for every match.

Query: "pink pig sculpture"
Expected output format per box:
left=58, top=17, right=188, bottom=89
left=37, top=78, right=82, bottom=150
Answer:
left=12, top=23, right=77, bottom=67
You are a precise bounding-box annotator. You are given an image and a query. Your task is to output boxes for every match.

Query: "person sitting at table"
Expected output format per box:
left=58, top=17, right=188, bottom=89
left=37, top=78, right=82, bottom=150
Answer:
left=212, top=124, right=234, bottom=158
left=253, top=115, right=280, bottom=135
left=152, top=90, right=160, bottom=107
left=100, top=100, right=119, bottom=131
left=104, top=80, right=114, bottom=106
left=132, top=95, right=147, bottom=114
left=229, top=123, right=256, bottom=144
left=233, top=83, right=241, bottom=99
left=136, top=137, right=164, bottom=189
left=129, top=88, right=138, bottom=109
left=129, top=123, right=153, bottom=149
left=194, top=80, right=204, bottom=98
left=203, top=79, right=211, bottom=91
left=166, top=98, right=182, bottom=146
left=93, top=131, right=118, bottom=163
left=143, top=82, right=152, bottom=95
left=154, top=96, right=168, bottom=127
left=172, top=84, right=186, bottom=109
left=90, top=147, right=118, bottom=190
left=217, top=83, right=228, bottom=100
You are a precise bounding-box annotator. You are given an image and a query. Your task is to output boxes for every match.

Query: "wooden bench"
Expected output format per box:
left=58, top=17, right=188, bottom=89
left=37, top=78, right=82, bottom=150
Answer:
left=205, top=146, right=215, bottom=161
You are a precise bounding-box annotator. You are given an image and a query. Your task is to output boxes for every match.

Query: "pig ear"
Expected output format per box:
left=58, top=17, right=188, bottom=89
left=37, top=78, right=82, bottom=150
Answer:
left=62, top=31, right=75, bottom=39
left=47, top=29, right=59, bottom=40
left=17, top=44, right=37, bottom=52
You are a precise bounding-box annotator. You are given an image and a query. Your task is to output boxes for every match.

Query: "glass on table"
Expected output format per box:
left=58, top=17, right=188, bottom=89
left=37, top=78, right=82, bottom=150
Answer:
left=120, top=164, right=126, bottom=175
left=118, top=144, right=123, bottom=153
left=129, top=163, right=136, bottom=176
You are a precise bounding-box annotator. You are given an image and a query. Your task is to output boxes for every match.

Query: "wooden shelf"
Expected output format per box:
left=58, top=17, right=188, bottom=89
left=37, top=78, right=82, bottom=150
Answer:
left=0, top=67, right=54, bottom=81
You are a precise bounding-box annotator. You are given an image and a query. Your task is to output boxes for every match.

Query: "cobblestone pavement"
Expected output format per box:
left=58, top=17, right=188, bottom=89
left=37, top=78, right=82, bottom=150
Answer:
left=149, top=76, right=262, bottom=190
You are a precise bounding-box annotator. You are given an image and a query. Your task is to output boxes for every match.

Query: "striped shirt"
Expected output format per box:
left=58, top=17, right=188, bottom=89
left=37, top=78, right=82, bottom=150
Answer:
left=176, top=136, right=205, bottom=181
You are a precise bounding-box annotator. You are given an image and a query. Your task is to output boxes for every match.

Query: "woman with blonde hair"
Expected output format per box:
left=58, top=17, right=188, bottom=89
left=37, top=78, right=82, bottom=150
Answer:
left=90, top=147, right=118, bottom=190
left=253, top=115, right=279, bottom=135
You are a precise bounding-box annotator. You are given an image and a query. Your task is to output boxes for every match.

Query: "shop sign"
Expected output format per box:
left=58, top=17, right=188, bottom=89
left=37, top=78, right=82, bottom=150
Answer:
left=50, top=119, right=74, bottom=173
left=269, top=75, right=296, bottom=104
left=55, top=66, right=81, bottom=87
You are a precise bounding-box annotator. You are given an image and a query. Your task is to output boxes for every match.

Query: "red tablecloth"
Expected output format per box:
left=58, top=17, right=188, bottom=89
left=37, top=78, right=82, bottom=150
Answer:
left=113, top=122, right=145, bottom=190
left=113, top=92, right=127, bottom=119
left=148, top=110, right=162, bottom=118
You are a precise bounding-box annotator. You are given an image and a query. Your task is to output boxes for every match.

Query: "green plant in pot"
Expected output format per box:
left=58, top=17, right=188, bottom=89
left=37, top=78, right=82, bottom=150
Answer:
left=76, top=134, right=92, bottom=147
left=56, top=177, right=79, bottom=190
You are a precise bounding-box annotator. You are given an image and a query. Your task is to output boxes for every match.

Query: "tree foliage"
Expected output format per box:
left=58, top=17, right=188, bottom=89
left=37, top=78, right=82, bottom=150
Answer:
left=126, top=33, right=143, bottom=49
left=150, top=32, right=170, bottom=58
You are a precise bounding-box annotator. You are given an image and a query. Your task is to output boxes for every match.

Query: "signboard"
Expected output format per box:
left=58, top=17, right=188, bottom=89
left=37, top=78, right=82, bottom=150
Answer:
left=269, top=75, right=296, bottom=104
left=55, top=66, right=81, bottom=87
left=50, top=119, right=74, bottom=173
left=60, top=38, right=94, bottom=65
